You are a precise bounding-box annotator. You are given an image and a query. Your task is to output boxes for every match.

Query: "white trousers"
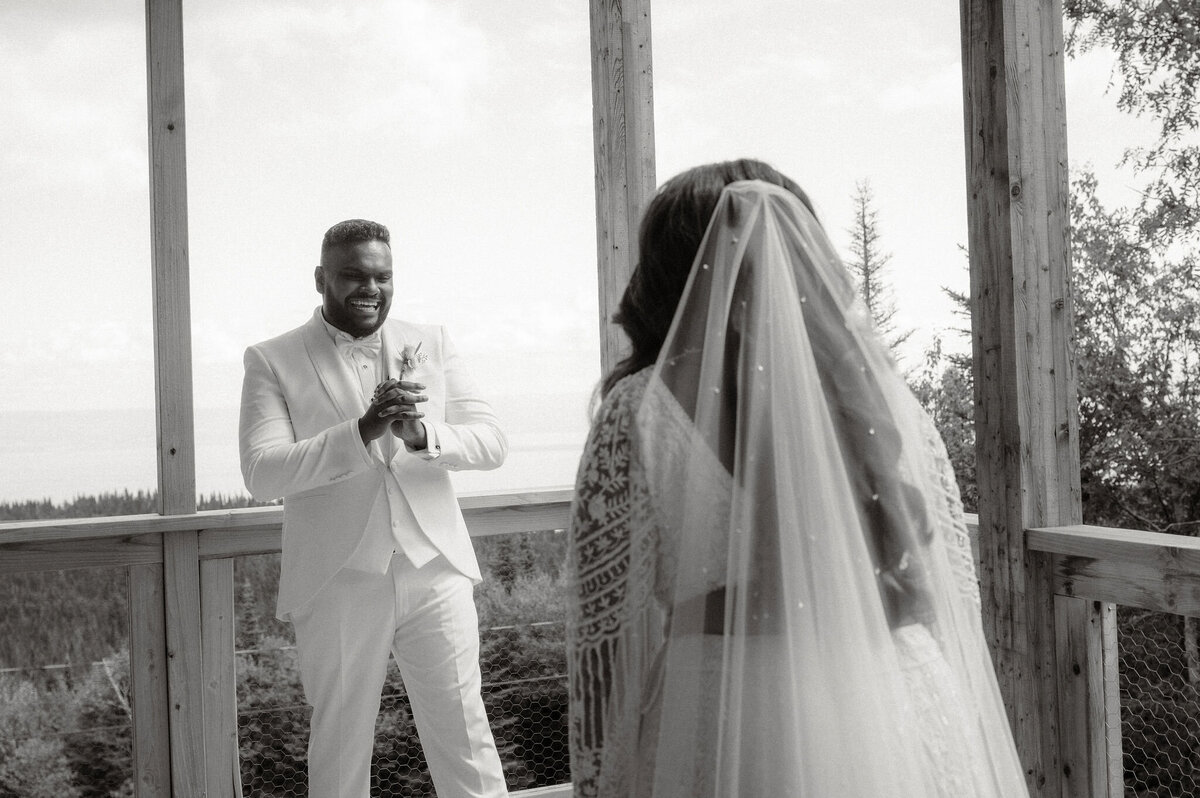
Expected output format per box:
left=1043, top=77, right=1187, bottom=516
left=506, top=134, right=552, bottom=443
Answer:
left=291, top=554, right=508, bottom=798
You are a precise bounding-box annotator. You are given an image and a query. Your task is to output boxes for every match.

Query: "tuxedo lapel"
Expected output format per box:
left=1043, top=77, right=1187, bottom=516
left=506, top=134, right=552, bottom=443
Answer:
left=301, top=315, right=367, bottom=420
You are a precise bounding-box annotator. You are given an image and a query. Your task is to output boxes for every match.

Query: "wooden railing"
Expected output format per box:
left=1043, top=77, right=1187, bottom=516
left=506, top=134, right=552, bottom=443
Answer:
left=952, top=515, right=1199, bottom=798
left=1027, top=523, right=1200, bottom=798
left=5, top=498, right=1198, bottom=797
left=0, top=487, right=575, bottom=798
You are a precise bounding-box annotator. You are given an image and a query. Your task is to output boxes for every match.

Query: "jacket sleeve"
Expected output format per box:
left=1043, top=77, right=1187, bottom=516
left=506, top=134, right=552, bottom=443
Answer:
left=417, top=328, right=508, bottom=472
left=239, top=344, right=374, bottom=500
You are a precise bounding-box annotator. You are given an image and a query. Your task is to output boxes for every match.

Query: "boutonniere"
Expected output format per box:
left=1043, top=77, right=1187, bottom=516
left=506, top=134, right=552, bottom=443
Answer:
left=399, top=342, right=429, bottom=377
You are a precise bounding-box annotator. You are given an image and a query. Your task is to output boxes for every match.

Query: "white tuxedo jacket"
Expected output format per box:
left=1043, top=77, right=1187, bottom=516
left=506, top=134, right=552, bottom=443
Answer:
left=239, top=311, right=507, bottom=619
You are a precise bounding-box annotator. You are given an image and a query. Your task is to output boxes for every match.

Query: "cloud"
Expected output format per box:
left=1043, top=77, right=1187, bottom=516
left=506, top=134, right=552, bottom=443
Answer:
left=875, top=62, right=963, bottom=113
left=0, top=13, right=147, bottom=196
left=184, top=1, right=491, bottom=146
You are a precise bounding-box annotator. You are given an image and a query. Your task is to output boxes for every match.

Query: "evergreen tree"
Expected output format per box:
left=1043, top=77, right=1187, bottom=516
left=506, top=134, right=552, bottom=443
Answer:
left=846, top=179, right=912, bottom=355
left=236, top=576, right=263, bottom=651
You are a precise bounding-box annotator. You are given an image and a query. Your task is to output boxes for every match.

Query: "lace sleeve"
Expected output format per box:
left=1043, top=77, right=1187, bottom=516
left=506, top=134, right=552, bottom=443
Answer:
left=566, top=371, right=653, bottom=798
left=918, top=413, right=982, bottom=611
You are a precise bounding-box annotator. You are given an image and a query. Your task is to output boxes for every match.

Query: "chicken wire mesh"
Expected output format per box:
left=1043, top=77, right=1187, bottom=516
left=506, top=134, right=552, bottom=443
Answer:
left=0, top=566, right=134, bottom=798
left=1117, top=607, right=1200, bottom=797
left=234, top=529, right=571, bottom=796
left=5, top=545, right=1200, bottom=797
left=0, top=658, right=135, bottom=798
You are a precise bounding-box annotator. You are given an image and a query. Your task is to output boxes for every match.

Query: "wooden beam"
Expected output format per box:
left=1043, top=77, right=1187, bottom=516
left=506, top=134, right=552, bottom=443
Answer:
left=0, top=533, right=162, bottom=574
left=1052, top=556, right=1200, bottom=617
left=1054, top=597, right=1122, bottom=798
left=589, top=0, right=656, bottom=375
left=959, top=0, right=1080, bottom=793
left=0, top=511, right=268, bottom=546
left=129, top=564, right=172, bottom=798
left=201, top=558, right=242, bottom=798
left=513, top=785, right=573, bottom=798
left=1035, top=524, right=1200, bottom=615
left=162, top=527, right=207, bottom=794
left=146, top=0, right=205, bottom=793
left=0, top=490, right=575, bottom=551
left=459, top=489, right=573, bottom=538
left=146, top=0, right=195, bottom=516
left=1029, top=522, right=1200, bottom=560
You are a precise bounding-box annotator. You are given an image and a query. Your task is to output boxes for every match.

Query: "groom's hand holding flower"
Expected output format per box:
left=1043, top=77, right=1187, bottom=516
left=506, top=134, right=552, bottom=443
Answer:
left=359, top=378, right=428, bottom=450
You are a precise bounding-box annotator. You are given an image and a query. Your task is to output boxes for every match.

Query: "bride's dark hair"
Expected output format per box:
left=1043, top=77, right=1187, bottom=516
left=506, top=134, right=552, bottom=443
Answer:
left=601, top=158, right=815, bottom=398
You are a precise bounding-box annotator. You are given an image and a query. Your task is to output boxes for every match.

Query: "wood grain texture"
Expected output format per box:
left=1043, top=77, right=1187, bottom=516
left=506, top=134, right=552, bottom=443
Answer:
left=0, top=491, right=574, bottom=555
left=1029, top=523, right=1200, bottom=560
left=589, top=0, right=656, bottom=376
left=959, top=0, right=1079, bottom=792
left=0, top=533, right=162, bottom=574
left=512, top=785, right=574, bottom=798
left=201, top=559, right=242, bottom=798
left=1055, top=597, right=1122, bottom=798
left=146, top=0, right=195, bottom=518
left=1031, top=526, right=1200, bottom=614
left=163, top=529, right=208, bottom=795
left=1052, top=557, right=1200, bottom=617
left=0, top=511, right=266, bottom=546
left=129, top=563, right=171, bottom=798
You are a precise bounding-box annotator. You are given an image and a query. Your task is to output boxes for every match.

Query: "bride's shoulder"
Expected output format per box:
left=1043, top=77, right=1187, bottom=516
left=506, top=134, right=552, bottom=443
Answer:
left=597, top=367, right=654, bottom=417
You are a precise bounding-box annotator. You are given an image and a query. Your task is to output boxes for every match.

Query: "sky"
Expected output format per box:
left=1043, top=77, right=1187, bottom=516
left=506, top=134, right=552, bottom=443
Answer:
left=0, top=0, right=1165, bottom=501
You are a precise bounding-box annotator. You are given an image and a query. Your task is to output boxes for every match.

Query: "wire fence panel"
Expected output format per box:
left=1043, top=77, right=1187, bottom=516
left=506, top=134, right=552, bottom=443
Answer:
left=0, top=567, right=134, bottom=798
left=5, top=539, right=1200, bottom=797
left=233, top=530, right=571, bottom=797
left=1117, top=607, right=1200, bottom=797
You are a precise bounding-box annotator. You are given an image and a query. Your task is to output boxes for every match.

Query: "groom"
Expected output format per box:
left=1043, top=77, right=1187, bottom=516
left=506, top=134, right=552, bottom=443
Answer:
left=239, top=219, right=509, bottom=797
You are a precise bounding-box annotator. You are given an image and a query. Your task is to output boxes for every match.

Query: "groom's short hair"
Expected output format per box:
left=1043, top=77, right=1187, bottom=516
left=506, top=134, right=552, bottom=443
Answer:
left=321, top=219, right=390, bottom=255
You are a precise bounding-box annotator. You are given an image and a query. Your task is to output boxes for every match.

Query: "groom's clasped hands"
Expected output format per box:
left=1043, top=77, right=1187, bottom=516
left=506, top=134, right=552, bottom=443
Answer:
left=358, top=378, right=428, bottom=450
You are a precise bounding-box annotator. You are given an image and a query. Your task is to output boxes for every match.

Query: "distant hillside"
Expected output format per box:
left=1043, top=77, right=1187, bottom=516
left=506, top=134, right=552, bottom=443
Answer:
left=0, top=491, right=276, bottom=670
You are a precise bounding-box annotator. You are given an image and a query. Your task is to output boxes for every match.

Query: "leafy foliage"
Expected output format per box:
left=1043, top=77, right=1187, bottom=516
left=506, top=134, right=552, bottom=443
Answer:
left=912, top=8, right=1200, bottom=790
left=1064, top=0, right=1200, bottom=243
left=1071, top=170, right=1200, bottom=532
left=909, top=336, right=978, bottom=513
left=0, top=654, right=132, bottom=798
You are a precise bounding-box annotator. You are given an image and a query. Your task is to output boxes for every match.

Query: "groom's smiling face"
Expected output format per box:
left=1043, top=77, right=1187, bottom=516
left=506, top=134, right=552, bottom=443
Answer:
left=316, top=239, right=394, bottom=338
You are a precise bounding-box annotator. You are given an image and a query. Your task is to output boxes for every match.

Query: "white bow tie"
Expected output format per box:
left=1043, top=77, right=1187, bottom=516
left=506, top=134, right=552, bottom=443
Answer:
left=335, top=332, right=382, bottom=359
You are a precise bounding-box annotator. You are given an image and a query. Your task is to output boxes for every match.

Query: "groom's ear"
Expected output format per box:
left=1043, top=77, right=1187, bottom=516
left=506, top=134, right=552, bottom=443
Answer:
left=314, top=265, right=326, bottom=294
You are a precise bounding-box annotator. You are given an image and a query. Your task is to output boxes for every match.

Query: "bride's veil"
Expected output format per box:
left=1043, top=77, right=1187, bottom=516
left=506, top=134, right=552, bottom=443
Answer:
left=618, top=180, right=1028, bottom=796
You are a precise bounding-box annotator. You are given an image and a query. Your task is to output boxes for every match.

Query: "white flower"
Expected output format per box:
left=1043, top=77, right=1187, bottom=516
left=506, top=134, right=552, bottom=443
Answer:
left=399, top=342, right=428, bottom=377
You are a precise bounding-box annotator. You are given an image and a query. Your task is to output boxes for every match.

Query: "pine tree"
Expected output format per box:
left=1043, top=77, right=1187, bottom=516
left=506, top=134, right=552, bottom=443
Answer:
left=846, top=180, right=912, bottom=355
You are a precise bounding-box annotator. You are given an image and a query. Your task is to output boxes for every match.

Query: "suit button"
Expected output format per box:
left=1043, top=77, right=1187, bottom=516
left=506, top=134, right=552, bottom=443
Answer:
left=387, top=487, right=396, bottom=495
left=392, top=520, right=400, bottom=528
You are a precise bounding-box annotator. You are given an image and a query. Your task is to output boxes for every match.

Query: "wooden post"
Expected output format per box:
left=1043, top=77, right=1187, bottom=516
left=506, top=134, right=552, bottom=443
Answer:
left=1055, top=597, right=1122, bottom=798
left=589, top=0, right=657, bottom=376
left=146, top=0, right=195, bottom=511
left=959, top=0, right=1083, bottom=793
left=201, top=559, right=243, bottom=797
left=145, top=0, right=206, bottom=794
left=129, top=563, right=172, bottom=797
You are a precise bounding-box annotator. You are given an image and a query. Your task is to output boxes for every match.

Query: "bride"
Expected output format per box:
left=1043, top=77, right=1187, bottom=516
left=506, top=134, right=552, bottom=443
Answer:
left=566, top=159, right=1032, bottom=797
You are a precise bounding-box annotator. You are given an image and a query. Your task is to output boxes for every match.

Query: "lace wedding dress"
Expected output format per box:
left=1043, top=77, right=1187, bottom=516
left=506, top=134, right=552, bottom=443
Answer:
left=566, top=181, right=1031, bottom=798
left=569, top=370, right=1015, bottom=798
